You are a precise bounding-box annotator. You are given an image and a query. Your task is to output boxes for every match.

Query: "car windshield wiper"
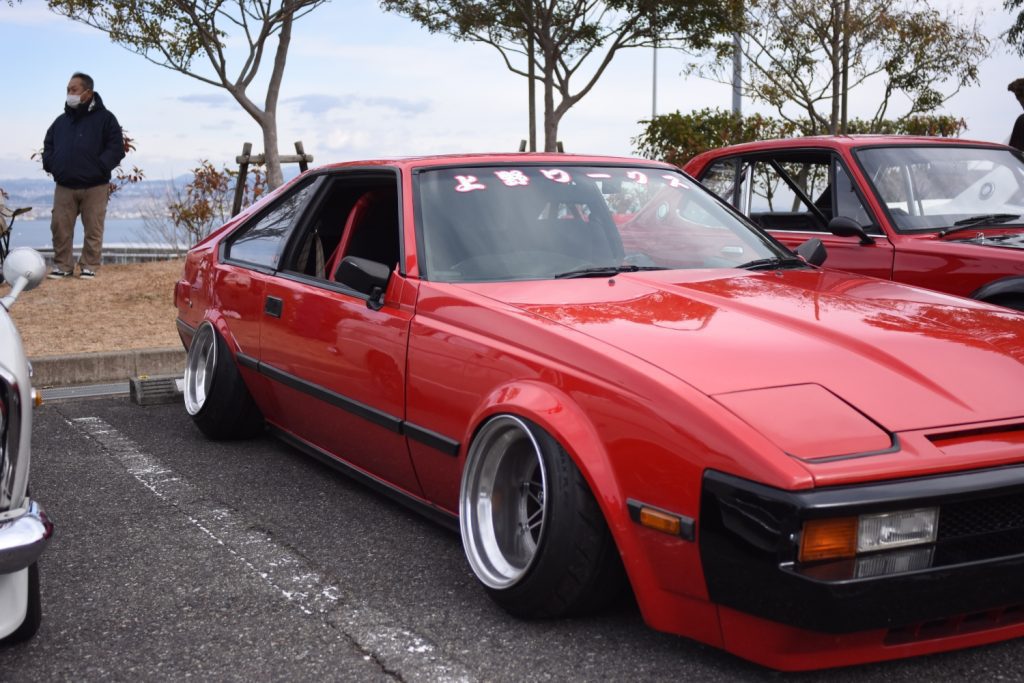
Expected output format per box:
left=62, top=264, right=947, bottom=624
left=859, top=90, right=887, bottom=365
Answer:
left=734, top=256, right=808, bottom=271
left=553, top=264, right=666, bottom=279
left=937, top=213, right=1021, bottom=237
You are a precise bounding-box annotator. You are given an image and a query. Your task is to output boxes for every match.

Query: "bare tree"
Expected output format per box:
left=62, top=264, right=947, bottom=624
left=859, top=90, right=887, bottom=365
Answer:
left=47, top=0, right=327, bottom=187
left=703, top=0, right=990, bottom=134
left=381, top=0, right=739, bottom=152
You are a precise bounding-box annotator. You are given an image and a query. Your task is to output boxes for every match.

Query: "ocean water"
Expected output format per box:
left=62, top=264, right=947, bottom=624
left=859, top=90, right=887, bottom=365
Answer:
left=6, top=217, right=167, bottom=249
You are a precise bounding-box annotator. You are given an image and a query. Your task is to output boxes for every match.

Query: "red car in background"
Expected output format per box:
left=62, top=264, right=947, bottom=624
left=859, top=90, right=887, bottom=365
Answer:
left=684, top=136, right=1024, bottom=310
left=176, top=153, right=1024, bottom=671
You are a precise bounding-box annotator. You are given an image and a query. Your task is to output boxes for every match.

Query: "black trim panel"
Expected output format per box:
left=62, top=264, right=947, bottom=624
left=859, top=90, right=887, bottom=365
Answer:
left=788, top=434, right=902, bottom=464
left=259, top=361, right=403, bottom=434
left=700, top=466, right=1024, bottom=633
left=403, top=423, right=461, bottom=457
left=237, top=354, right=461, bottom=456
left=270, top=424, right=459, bottom=532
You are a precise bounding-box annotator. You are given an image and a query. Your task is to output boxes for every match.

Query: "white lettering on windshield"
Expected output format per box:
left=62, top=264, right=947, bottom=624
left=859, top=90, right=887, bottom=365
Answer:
left=494, top=170, right=530, bottom=187
left=541, top=169, right=572, bottom=183
left=455, top=175, right=486, bottom=192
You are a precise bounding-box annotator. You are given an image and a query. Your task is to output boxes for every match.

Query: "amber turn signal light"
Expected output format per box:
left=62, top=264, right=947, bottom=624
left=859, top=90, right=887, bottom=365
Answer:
left=639, top=506, right=682, bottom=536
left=799, top=517, right=858, bottom=562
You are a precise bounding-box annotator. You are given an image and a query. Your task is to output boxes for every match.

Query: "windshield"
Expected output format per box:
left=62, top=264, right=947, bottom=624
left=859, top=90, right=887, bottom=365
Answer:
left=416, top=164, right=786, bottom=282
left=856, top=146, right=1024, bottom=232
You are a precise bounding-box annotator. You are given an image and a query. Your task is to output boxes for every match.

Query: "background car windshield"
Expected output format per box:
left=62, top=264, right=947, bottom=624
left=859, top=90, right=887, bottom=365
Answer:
left=856, top=146, right=1024, bottom=231
left=417, top=165, right=783, bottom=282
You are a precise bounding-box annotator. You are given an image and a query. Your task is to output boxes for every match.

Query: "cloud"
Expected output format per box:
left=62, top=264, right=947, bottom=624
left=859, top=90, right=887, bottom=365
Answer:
left=285, top=94, right=356, bottom=115
left=363, top=96, right=430, bottom=115
left=177, top=93, right=235, bottom=108
left=285, top=93, right=429, bottom=117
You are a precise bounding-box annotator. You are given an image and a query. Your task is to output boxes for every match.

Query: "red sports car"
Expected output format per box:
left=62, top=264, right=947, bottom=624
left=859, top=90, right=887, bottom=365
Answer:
left=684, top=136, right=1024, bottom=310
left=175, top=153, right=1024, bottom=671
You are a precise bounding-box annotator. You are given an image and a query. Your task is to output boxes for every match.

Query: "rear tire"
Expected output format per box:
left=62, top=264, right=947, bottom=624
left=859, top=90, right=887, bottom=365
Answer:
left=460, top=415, right=624, bottom=618
left=1, top=563, right=41, bottom=644
left=183, top=322, right=263, bottom=440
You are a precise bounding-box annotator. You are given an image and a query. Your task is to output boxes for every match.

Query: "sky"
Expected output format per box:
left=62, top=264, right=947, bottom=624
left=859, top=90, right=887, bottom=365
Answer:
left=0, top=0, right=1020, bottom=180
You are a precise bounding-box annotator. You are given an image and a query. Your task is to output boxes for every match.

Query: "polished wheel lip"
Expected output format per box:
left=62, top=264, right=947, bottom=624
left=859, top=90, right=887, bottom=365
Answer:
left=183, top=322, right=216, bottom=416
left=460, top=414, right=548, bottom=590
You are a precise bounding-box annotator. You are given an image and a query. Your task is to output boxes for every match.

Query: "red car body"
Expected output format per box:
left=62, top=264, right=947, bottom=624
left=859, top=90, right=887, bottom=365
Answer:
left=175, top=153, right=1024, bottom=671
left=684, top=136, right=1024, bottom=310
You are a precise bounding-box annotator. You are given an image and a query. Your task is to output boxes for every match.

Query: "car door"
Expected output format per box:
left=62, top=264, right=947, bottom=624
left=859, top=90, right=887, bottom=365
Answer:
left=257, top=171, right=423, bottom=496
left=700, top=151, right=895, bottom=279
left=217, top=178, right=325, bottom=413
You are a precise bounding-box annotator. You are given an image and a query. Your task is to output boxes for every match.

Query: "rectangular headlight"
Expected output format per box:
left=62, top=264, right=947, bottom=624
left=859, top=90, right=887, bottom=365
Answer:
left=857, top=508, right=938, bottom=552
left=799, top=507, right=939, bottom=563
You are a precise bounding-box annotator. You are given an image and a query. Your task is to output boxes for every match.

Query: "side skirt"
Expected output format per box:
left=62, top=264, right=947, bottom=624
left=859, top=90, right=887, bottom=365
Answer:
left=268, top=423, right=459, bottom=533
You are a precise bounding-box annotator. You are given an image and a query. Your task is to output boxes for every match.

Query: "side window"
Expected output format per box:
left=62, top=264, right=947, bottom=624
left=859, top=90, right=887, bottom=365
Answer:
left=702, top=159, right=746, bottom=208
left=281, top=173, right=401, bottom=286
left=226, top=179, right=321, bottom=268
left=747, top=157, right=830, bottom=232
left=833, top=161, right=879, bottom=233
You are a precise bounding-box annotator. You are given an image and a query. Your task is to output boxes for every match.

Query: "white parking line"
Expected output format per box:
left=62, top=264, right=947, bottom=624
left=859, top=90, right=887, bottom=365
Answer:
left=69, top=415, right=475, bottom=683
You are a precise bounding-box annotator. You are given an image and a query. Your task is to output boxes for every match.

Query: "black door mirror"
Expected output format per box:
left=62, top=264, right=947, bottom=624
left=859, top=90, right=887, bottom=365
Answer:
left=335, top=256, right=391, bottom=310
left=828, top=216, right=875, bottom=245
left=794, top=238, right=827, bottom=266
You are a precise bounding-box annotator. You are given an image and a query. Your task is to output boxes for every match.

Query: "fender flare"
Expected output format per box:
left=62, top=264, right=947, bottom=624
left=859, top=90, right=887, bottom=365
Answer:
left=460, top=379, right=676, bottom=615
left=464, top=380, right=620, bottom=517
left=970, top=275, right=1024, bottom=303
left=190, top=313, right=246, bottom=361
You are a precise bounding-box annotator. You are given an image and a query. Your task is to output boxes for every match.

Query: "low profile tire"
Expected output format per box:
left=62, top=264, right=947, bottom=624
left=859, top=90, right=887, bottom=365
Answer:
left=183, top=322, right=263, bottom=440
left=1, top=562, right=41, bottom=644
left=460, top=415, right=624, bottom=618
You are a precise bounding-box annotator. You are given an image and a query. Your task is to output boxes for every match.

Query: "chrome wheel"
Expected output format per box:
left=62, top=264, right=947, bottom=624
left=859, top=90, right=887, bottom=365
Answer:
left=184, top=323, right=217, bottom=416
left=460, top=415, right=548, bottom=590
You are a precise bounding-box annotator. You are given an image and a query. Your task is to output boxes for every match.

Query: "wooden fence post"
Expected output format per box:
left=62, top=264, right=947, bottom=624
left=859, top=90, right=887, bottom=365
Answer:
left=232, top=142, right=252, bottom=217
left=231, top=141, right=314, bottom=217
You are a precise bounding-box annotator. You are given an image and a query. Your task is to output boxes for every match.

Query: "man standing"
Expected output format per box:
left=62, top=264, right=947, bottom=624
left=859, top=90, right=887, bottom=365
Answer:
left=1009, top=78, right=1024, bottom=152
left=42, top=72, right=125, bottom=279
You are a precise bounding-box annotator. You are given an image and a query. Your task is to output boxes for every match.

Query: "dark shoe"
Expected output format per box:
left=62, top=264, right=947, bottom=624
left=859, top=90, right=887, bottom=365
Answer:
left=79, top=269, right=96, bottom=280
left=47, top=269, right=71, bottom=279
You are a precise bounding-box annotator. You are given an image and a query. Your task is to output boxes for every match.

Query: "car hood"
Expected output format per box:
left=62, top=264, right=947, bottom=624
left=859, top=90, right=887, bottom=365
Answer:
left=460, top=268, right=1024, bottom=435
left=952, top=230, right=1024, bottom=250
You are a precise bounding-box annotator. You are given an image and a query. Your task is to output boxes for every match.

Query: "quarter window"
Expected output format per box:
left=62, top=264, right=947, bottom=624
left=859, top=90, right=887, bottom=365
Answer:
left=226, top=179, right=321, bottom=268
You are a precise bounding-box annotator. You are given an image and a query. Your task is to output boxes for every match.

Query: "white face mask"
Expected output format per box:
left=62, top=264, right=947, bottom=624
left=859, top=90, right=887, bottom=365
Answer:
left=66, top=94, right=81, bottom=108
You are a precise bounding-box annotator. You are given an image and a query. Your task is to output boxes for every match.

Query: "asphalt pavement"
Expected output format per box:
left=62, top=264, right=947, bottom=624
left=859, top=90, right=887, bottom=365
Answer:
left=6, top=396, right=1024, bottom=681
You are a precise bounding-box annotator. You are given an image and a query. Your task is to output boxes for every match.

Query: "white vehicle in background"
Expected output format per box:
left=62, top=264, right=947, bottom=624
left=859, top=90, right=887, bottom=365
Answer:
left=0, top=248, right=52, bottom=643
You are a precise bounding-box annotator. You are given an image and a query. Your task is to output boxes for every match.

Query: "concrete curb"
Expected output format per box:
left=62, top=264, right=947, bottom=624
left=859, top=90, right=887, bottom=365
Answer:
left=30, top=347, right=186, bottom=388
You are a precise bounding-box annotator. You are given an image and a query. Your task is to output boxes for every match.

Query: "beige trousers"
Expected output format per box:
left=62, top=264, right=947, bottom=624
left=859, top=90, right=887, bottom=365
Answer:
left=50, top=183, right=110, bottom=273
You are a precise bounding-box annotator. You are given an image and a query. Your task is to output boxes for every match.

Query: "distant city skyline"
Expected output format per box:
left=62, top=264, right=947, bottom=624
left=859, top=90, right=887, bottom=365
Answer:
left=1, top=0, right=1018, bottom=180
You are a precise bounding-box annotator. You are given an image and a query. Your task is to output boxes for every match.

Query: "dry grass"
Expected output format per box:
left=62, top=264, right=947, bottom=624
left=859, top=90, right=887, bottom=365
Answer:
left=1, top=258, right=184, bottom=358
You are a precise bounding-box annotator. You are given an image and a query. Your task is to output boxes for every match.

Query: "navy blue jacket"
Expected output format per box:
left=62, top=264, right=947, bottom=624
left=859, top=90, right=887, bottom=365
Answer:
left=1012, top=113, right=1024, bottom=151
left=42, top=92, right=125, bottom=189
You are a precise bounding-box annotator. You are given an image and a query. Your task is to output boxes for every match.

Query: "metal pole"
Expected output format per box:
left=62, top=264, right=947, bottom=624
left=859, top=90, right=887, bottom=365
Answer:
left=732, top=32, right=742, bottom=116
left=841, top=0, right=850, bottom=133
left=652, top=42, right=658, bottom=119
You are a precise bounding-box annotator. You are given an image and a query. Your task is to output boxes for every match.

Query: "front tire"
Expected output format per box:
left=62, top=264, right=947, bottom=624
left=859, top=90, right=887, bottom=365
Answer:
left=183, top=322, right=263, bottom=440
left=460, top=415, right=624, bottom=618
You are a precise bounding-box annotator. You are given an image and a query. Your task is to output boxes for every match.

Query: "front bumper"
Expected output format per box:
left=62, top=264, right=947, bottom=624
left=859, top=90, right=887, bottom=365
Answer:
left=700, top=465, right=1024, bottom=635
left=0, top=500, right=53, bottom=574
